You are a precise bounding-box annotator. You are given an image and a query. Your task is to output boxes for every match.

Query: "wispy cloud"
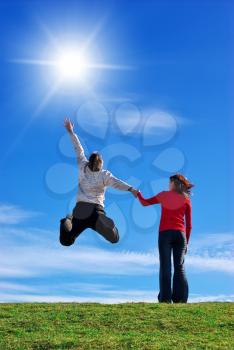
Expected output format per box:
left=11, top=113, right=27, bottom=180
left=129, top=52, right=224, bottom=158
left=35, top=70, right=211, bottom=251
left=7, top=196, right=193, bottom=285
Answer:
left=189, top=233, right=234, bottom=255
left=0, top=266, right=33, bottom=278
left=189, top=294, right=234, bottom=303
left=0, top=282, right=34, bottom=292
left=1, top=293, right=233, bottom=303
left=0, top=244, right=156, bottom=278
left=0, top=226, right=234, bottom=280
left=0, top=281, right=157, bottom=303
left=0, top=280, right=233, bottom=303
left=0, top=203, right=41, bottom=224
left=187, top=256, right=234, bottom=273
left=0, top=222, right=233, bottom=302
left=188, top=232, right=234, bottom=259
left=0, top=294, right=156, bottom=303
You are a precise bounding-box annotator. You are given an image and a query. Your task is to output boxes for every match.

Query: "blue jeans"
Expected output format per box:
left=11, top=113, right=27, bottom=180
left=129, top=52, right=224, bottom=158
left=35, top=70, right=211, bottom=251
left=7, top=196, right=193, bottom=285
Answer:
left=158, top=229, right=189, bottom=303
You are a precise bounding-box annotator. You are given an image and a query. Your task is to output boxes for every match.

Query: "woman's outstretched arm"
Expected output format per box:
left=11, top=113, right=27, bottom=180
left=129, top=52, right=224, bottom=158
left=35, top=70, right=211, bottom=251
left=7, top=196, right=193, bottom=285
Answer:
left=137, top=191, right=163, bottom=206
left=64, top=118, right=88, bottom=165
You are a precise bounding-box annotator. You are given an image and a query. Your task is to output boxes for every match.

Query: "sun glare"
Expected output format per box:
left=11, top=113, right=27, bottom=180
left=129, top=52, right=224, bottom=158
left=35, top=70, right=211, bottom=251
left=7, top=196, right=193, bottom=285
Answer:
left=56, top=50, right=89, bottom=81
left=10, top=27, right=134, bottom=114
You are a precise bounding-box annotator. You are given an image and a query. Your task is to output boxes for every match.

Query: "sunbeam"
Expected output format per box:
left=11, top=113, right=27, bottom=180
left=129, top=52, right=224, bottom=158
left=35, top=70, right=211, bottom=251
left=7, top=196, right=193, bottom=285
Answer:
left=3, top=20, right=136, bottom=164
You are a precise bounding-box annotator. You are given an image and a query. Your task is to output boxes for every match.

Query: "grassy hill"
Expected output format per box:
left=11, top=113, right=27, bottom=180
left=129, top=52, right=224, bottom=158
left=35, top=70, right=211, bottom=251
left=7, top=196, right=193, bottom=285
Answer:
left=0, top=302, right=233, bottom=350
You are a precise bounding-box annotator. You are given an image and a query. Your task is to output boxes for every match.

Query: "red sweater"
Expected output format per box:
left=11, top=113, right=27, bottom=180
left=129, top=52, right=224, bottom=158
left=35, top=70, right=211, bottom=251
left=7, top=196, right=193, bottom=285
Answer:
left=137, top=190, right=192, bottom=243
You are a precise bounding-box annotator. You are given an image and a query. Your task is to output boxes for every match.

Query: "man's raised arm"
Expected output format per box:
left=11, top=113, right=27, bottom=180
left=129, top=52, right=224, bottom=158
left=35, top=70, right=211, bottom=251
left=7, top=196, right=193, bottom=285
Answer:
left=64, top=118, right=88, bottom=165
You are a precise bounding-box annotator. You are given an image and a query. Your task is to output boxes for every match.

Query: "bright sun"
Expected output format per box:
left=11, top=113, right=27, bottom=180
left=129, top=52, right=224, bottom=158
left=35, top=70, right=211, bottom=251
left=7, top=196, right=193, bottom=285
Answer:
left=10, top=32, right=133, bottom=114
left=56, top=50, right=90, bottom=81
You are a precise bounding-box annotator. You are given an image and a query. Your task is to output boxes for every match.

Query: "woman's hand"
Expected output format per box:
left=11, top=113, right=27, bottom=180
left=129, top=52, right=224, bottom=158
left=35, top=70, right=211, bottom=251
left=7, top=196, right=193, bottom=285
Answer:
left=64, top=118, right=74, bottom=134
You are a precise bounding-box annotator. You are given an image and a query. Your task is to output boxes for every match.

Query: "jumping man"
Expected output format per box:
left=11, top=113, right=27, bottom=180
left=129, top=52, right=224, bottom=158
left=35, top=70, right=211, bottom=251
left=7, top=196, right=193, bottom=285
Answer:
left=60, top=118, right=138, bottom=246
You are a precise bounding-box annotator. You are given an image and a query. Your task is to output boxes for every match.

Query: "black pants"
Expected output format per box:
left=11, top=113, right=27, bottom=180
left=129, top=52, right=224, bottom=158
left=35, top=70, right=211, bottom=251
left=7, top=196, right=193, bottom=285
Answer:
left=158, top=229, right=188, bottom=303
left=59, top=201, right=119, bottom=246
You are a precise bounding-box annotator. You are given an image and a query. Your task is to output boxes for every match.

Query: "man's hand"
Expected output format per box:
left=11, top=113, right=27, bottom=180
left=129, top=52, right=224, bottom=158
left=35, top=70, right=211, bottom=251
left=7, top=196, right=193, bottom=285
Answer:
left=185, top=244, right=188, bottom=255
left=130, top=188, right=139, bottom=198
left=64, top=118, right=74, bottom=134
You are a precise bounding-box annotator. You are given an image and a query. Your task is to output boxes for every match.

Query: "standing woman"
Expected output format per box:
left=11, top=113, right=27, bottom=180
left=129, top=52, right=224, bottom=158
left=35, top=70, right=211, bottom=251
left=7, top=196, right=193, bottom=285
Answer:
left=137, top=174, right=193, bottom=303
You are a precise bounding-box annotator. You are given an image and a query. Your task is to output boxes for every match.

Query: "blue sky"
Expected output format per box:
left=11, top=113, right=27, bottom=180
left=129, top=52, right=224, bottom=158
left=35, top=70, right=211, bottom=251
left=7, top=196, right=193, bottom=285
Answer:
left=0, top=0, right=233, bottom=302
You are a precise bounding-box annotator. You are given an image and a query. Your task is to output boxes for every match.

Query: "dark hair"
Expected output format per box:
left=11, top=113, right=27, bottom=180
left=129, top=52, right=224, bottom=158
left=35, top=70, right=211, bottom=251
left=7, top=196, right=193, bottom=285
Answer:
left=86, top=152, right=103, bottom=172
left=170, top=173, right=194, bottom=197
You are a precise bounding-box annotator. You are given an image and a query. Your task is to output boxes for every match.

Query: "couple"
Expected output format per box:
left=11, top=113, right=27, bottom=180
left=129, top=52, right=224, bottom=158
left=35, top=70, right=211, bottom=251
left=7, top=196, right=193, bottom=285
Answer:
left=60, top=118, right=193, bottom=304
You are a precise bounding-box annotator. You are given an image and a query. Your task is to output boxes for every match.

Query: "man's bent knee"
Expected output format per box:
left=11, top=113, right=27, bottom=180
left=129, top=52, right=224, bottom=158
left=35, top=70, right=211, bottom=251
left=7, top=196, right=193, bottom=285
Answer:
left=59, top=219, right=74, bottom=246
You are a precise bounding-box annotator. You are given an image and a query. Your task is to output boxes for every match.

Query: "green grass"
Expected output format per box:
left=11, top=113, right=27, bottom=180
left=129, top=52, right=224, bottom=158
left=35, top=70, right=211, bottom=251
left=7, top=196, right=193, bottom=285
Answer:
left=0, top=302, right=233, bottom=350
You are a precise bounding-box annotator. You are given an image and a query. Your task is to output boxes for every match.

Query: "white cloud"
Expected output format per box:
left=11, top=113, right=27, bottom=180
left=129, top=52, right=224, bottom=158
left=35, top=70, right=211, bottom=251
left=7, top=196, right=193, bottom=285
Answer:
left=0, top=245, right=156, bottom=278
left=188, top=232, right=234, bottom=259
left=186, top=232, right=234, bottom=273
left=0, top=282, right=34, bottom=292
left=0, top=283, right=157, bottom=303
left=0, top=227, right=234, bottom=279
left=189, top=294, right=234, bottom=303
left=0, top=294, right=155, bottom=303
left=187, top=256, right=234, bottom=273
left=0, top=224, right=233, bottom=304
left=0, top=203, right=41, bottom=224
left=0, top=266, right=33, bottom=278
left=0, top=283, right=233, bottom=303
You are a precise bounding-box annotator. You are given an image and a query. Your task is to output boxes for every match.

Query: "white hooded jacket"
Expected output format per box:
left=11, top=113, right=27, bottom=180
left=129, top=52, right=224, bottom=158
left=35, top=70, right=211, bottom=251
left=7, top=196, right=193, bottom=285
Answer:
left=70, top=132, right=132, bottom=207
